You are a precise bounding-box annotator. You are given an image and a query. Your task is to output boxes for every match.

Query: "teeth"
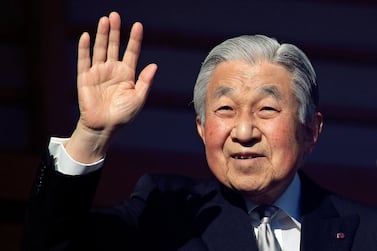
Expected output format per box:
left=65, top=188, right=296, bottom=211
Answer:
left=235, top=155, right=253, bottom=159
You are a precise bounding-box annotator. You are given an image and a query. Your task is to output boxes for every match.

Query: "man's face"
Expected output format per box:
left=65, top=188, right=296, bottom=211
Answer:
left=196, top=60, right=320, bottom=204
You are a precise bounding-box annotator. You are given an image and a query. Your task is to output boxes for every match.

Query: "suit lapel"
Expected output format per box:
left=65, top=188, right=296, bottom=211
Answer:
left=188, top=172, right=361, bottom=251
left=301, top=211, right=359, bottom=251
left=299, top=172, right=360, bottom=251
left=196, top=182, right=259, bottom=251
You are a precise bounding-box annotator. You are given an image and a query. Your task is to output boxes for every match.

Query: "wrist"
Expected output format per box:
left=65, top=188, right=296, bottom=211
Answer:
left=65, top=122, right=113, bottom=163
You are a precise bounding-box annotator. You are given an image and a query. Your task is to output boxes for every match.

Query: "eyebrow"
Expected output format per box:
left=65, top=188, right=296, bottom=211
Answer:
left=212, top=86, right=235, bottom=99
left=255, top=85, right=282, bottom=100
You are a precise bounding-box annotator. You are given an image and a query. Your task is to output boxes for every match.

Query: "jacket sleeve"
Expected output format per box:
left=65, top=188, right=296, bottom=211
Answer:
left=21, top=148, right=103, bottom=250
left=21, top=148, right=161, bottom=251
left=21, top=151, right=208, bottom=250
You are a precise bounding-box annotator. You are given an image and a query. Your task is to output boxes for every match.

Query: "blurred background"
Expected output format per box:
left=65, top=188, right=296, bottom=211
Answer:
left=1, top=0, right=376, bottom=249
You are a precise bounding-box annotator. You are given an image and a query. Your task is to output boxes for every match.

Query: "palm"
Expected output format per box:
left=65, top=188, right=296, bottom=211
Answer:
left=76, top=12, right=157, bottom=133
left=78, top=61, right=138, bottom=130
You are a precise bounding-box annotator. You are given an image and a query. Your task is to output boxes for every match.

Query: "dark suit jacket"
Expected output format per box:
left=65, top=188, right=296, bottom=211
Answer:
left=22, top=151, right=377, bottom=250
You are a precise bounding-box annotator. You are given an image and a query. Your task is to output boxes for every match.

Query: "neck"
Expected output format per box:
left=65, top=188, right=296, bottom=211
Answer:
left=243, top=175, right=296, bottom=205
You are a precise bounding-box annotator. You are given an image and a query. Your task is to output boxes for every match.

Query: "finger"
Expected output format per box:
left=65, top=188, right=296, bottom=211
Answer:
left=77, top=32, right=91, bottom=75
left=92, top=16, right=110, bottom=64
left=136, top=63, right=158, bottom=99
left=122, top=22, right=143, bottom=70
left=107, top=12, right=121, bottom=61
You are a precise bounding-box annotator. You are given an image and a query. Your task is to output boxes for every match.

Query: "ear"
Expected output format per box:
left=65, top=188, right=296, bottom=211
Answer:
left=304, top=112, right=323, bottom=155
left=196, top=115, right=206, bottom=144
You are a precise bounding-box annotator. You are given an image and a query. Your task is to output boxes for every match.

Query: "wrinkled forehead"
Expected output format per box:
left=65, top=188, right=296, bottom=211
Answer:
left=207, top=60, right=294, bottom=98
left=211, top=84, right=283, bottom=101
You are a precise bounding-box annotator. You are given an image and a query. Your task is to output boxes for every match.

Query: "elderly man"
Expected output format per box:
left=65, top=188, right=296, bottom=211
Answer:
left=23, top=12, right=377, bottom=251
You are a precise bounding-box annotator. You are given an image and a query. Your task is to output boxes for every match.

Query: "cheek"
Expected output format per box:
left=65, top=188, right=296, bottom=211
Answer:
left=268, top=120, right=304, bottom=166
left=203, top=118, right=230, bottom=148
left=203, top=118, right=232, bottom=185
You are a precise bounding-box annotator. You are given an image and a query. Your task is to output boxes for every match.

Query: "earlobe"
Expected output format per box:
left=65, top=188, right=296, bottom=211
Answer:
left=196, top=115, right=206, bottom=144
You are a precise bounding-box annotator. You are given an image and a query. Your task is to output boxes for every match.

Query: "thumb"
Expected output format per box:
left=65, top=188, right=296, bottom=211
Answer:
left=136, top=63, right=158, bottom=98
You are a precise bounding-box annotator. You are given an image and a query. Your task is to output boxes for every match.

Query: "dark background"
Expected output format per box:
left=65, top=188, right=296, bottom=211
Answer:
left=1, top=0, right=376, bottom=249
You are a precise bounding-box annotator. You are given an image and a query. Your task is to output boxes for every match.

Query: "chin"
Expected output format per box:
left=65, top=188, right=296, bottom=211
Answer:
left=228, top=178, right=263, bottom=194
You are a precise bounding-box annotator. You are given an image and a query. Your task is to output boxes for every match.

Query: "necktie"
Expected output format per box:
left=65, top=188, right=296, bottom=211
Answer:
left=256, top=205, right=282, bottom=251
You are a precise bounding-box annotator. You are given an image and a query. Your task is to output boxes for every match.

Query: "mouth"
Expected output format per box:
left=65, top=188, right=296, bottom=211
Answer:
left=231, top=152, right=263, bottom=160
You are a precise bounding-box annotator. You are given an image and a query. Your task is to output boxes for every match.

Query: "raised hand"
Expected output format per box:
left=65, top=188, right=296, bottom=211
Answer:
left=66, top=12, right=157, bottom=163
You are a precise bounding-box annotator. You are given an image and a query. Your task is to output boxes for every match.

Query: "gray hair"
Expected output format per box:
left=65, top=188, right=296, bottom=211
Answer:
left=193, top=35, right=319, bottom=125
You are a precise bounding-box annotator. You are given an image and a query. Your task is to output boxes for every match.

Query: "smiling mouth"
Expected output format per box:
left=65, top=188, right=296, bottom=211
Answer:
left=231, top=153, right=263, bottom=159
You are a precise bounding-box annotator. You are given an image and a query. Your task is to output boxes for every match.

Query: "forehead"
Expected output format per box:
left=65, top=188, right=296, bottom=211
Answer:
left=208, top=60, right=293, bottom=98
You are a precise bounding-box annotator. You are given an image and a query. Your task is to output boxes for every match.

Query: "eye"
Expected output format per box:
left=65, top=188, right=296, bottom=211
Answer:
left=261, top=106, right=276, bottom=111
left=215, top=105, right=235, bottom=117
left=258, top=106, right=280, bottom=118
left=218, top=106, right=232, bottom=111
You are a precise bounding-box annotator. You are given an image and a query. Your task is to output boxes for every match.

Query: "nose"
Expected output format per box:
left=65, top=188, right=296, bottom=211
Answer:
left=231, top=113, right=259, bottom=144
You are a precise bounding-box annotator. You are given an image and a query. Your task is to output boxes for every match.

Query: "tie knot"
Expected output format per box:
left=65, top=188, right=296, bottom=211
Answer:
left=256, top=205, right=279, bottom=220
